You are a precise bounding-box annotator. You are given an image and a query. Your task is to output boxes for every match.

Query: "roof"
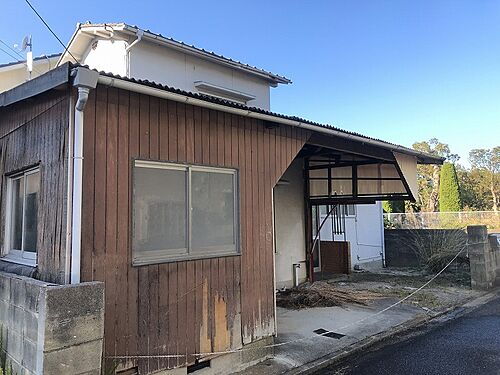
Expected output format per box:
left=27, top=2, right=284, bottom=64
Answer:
left=0, top=53, right=61, bottom=71
left=57, top=22, right=291, bottom=85
left=0, top=63, right=444, bottom=165
left=89, top=65, right=444, bottom=164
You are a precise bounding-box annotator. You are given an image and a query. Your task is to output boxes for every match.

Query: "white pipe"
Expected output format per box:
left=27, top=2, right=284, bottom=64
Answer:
left=96, top=75, right=441, bottom=162
left=69, top=67, right=98, bottom=284
left=125, top=29, right=144, bottom=52
left=65, top=95, right=75, bottom=284
left=292, top=263, right=301, bottom=287
left=125, top=30, right=143, bottom=78
left=70, top=86, right=90, bottom=284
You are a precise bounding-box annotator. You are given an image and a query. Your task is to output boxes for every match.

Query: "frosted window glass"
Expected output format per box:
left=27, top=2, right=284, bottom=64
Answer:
left=331, top=179, right=352, bottom=195
left=10, top=178, right=24, bottom=251
left=133, top=167, right=187, bottom=253
left=309, top=179, right=328, bottom=197
left=331, top=167, right=352, bottom=178
left=191, top=171, right=235, bottom=249
left=23, top=172, right=39, bottom=253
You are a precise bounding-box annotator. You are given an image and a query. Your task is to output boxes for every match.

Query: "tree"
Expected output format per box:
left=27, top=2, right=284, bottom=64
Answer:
left=469, top=147, right=499, bottom=211
left=382, top=201, right=405, bottom=213
left=439, top=163, right=462, bottom=212
left=412, top=138, right=459, bottom=212
left=457, top=166, right=492, bottom=211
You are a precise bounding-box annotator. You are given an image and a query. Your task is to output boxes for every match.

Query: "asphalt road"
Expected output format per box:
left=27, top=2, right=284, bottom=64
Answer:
left=315, top=294, right=500, bottom=375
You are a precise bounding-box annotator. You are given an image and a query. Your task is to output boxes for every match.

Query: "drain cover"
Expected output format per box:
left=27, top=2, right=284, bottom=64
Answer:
left=313, top=328, right=329, bottom=335
left=324, top=332, right=345, bottom=339
left=313, top=328, right=345, bottom=339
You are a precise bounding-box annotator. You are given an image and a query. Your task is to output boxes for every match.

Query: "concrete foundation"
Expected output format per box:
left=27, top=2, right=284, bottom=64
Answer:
left=0, top=271, right=104, bottom=374
left=153, top=337, right=274, bottom=375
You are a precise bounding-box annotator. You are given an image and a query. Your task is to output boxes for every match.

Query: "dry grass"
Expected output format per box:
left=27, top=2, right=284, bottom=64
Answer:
left=276, top=281, right=380, bottom=309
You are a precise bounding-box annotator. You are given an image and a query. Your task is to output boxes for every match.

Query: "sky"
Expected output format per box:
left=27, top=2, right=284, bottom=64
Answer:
left=1, top=0, right=499, bottom=166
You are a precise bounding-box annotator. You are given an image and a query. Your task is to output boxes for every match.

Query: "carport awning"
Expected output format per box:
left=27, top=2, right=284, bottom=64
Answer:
left=305, top=151, right=418, bottom=204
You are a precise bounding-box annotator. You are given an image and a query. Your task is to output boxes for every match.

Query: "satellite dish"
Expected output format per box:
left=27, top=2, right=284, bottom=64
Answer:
left=21, top=35, right=32, bottom=51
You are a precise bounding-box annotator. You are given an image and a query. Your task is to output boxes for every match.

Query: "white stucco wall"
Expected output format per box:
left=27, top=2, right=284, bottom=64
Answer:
left=82, top=39, right=127, bottom=77
left=320, top=202, right=385, bottom=270
left=129, top=41, right=271, bottom=109
left=274, top=159, right=307, bottom=289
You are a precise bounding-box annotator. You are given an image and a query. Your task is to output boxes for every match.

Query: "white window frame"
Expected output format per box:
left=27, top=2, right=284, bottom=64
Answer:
left=3, top=168, right=40, bottom=266
left=343, top=204, right=356, bottom=217
left=133, top=160, right=240, bottom=266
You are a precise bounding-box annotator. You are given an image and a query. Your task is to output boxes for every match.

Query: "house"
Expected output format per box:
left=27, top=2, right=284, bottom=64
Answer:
left=0, top=53, right=61, bottom=93
left=0, top=23, right=443, bottom=374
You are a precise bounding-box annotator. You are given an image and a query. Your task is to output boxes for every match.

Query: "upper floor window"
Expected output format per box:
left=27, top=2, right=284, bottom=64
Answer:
left=132, top=160, right=239, bottom=265
left=4, top=168, right=40, bottom=265
left=343, top=204, right=356, bottom=217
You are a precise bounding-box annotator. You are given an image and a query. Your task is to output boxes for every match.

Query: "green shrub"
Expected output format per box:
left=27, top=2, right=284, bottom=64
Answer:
left=383, top=200, right=405, bottom=213
left=439, top=163, right=463, bottom=212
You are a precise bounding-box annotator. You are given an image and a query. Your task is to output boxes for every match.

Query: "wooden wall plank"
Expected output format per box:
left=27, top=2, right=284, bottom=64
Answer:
left=104, top=87, right=119, bottom=357
left=80, top=86, right=311, bottom=374
left=81, top=89, right=96, bottom=283
left=116, top=89, right=130, bottom=361
left=0, top=89, right=70, bottom=283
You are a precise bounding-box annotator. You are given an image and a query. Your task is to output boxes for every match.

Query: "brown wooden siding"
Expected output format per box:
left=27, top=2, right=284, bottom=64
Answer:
left=81, top=85, right=309, bottom=373
left=0, top=89, right=69, bottom=283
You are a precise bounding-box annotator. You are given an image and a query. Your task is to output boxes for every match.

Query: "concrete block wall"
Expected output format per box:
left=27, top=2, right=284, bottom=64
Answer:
left=467, top=225, right=500, bottom=290
left=0, top=271, right=104, bottom=374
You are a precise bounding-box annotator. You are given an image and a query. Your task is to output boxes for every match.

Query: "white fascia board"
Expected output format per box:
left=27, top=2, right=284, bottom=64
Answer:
left=194, top=81, right=256, bottom=103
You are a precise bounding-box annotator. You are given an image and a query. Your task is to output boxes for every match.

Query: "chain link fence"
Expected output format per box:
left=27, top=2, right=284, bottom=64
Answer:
left=384, top=211, right=500, bottom=231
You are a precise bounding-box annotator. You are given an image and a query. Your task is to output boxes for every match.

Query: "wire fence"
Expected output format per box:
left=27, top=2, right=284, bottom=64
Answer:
left=384, top=211, right=500, bottom=230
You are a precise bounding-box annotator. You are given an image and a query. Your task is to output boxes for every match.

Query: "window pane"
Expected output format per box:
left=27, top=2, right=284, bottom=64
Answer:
left=331, top=167, right=352, bottom=178
left=10, top=178, right=24, bottom=251
left=133, top=167, right=187, bottom=254
left=309, top=179, right=328, bottom=197
left=331, top=179, right=352, bottom=195
left=191, top=171, right=235, bottom=249
left=23, top=172, right=39, bottom=253
left=309, top=168, right=328, bottom=178
left=344, top=204, right=355, bottom=216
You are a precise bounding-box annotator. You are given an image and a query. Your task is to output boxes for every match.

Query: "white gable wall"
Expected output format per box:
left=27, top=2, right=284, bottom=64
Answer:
left=129, top=41, right=271, bottom=109
left=82, top=39, right=128, bottom=77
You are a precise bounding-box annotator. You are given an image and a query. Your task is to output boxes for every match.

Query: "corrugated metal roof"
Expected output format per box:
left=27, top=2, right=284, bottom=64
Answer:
left=0, top=53, right=61, bottom=70
left=73, top=63, right=443, bottom=164
left=74, top=22, right=291, bottom=84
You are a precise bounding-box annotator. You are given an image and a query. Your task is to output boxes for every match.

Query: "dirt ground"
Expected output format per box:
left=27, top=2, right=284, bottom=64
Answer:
left=319, top=267, right=479, bottom=311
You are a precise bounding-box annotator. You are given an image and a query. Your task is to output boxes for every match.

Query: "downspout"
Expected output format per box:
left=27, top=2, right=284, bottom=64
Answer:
left=69, top=67, right=99, bottom=284
left=125, top=29, right=143, bottom=77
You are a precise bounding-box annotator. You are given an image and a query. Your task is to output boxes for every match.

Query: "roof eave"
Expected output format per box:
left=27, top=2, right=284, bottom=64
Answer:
left=121, top=24, right=292, bottom=85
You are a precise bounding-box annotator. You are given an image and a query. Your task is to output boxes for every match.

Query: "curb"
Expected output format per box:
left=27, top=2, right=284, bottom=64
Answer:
left=287, top=289, right=499, bottom=375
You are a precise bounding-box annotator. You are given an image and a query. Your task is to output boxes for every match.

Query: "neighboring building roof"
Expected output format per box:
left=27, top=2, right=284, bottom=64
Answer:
left=0, top=53, right=61, bottom=71
left=57, top=22, right=291, bottom=85
left=0, top=63, right=445, bottom=165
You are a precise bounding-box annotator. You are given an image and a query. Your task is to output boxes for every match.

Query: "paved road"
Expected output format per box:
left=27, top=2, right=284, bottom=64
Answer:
left=315, top=294, right=500, bottom=375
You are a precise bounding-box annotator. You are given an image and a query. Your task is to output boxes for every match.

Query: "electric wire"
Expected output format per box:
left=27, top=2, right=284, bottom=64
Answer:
left=0, top=39, right=24, bottom=60
left=0, top=38, right=44, bottom=75
left=24, top=0, right=78, bottom=63
left=0, top=46, right=21, bottom=62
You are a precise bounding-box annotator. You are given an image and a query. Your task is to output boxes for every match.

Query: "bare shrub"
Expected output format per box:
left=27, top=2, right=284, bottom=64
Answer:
left=405, top=229, right=468, bottom=272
